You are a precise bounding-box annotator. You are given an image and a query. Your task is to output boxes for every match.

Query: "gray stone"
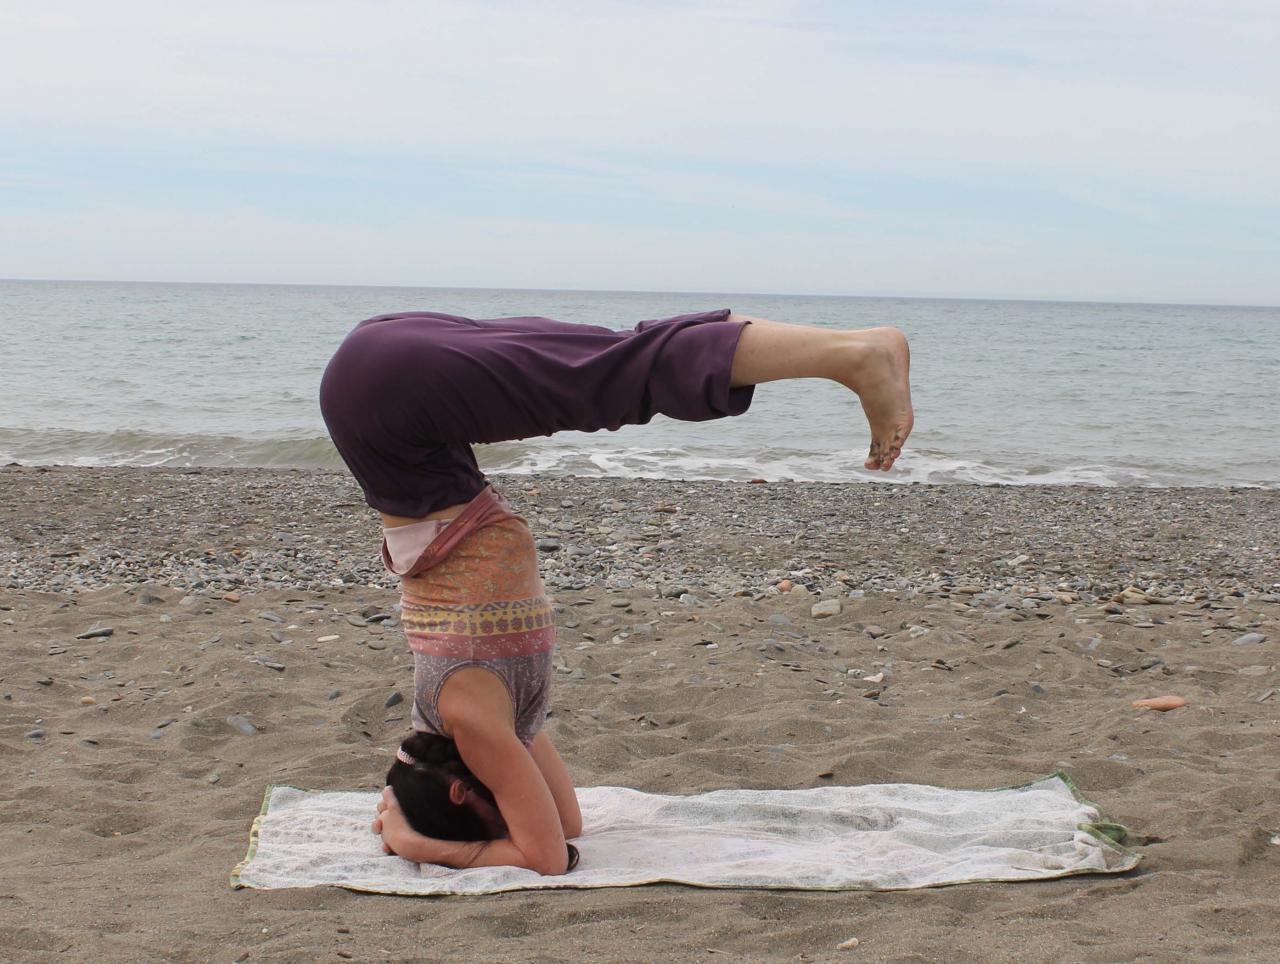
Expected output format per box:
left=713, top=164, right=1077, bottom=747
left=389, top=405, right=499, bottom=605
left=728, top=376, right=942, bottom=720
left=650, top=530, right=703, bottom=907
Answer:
left=366, top=639, right=387, bottom=651
left=811, top=600, right=842, bottom=619
left=25, top=728, right=44, bottom=739
left=75, top=626, right=114, bottom=639
left=536, top=539, right=561, bottom=552
left=225, top=714, right=258, bottom=735
left=385, top=691, right=404, bottom=709
left=207, top=772, right=221, bottom=785
left=863, top=624, right=887, bottom=639
left=1232, top=632, right=1267, bottom=646
left=257, top=611, right=284, bottom=623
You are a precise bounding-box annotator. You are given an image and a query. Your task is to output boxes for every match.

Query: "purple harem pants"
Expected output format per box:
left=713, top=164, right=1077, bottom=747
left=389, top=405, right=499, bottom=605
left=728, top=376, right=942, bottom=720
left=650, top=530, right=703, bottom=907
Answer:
left=319, top=308, right=756, bottom=517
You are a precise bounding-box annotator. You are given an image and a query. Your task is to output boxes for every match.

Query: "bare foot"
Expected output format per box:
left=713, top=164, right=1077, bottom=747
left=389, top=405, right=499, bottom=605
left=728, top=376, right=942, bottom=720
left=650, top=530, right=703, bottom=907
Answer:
left=836, top=327, right=914, bottom=471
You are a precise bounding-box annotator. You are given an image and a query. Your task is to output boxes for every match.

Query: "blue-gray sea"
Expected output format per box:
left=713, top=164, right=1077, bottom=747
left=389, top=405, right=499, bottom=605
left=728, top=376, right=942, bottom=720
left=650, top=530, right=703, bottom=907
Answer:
left=1, top=280, right=1276, bottom=488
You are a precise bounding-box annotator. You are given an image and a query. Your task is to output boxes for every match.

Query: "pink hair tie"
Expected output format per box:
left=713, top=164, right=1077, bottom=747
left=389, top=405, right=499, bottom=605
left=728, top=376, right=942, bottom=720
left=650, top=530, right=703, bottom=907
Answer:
left=395, top=746, right=418, bottom=767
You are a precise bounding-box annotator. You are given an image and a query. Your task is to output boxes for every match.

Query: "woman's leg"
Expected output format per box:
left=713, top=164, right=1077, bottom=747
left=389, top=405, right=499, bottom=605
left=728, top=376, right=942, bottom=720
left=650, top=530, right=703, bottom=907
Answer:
left=727, top=313, right=914, bottom=472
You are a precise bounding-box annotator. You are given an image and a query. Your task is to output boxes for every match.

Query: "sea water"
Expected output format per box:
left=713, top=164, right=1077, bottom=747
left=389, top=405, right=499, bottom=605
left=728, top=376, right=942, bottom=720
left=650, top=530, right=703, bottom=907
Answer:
left=1, top=279, right=1276, bottom=488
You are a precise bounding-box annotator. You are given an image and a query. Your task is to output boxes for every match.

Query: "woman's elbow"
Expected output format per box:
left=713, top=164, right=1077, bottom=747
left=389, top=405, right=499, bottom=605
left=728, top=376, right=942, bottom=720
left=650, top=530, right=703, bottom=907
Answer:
left=530, top=851, right=569, bottom=876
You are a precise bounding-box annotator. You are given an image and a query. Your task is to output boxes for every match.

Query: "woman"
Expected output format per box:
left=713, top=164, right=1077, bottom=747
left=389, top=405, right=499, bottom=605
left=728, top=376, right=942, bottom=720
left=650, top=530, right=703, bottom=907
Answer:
left=318, top=308, right=912, bottom=875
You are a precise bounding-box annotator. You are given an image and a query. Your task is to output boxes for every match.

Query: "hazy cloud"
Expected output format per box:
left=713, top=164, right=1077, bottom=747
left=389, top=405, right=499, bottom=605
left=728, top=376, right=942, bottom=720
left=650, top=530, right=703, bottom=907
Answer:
left=1, top=1, right=1277, bottom=301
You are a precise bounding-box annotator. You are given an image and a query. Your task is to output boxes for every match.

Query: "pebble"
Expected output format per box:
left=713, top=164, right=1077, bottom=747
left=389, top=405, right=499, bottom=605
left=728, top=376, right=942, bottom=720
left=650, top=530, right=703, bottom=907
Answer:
left=80, top=696, right=96, bottom=705
left=1232, top=632, right=1267, bottom=646
left=149, top=729, right=165, bottom=739
left=223, top=592, right=241, bottom=602
left=863, top=625, right=886, bottom=639
left=207, top=773, right=221, bottom=785
left=225, top=714, right=258, bottom=735
left=811, top=600, right=842, bottom=618
left=328, top=689, right=342, bottom=700
left=366, top=638, right=387, bottom=651
left=25, top=728, right=44, bottom=739
left=836, top=937, right=860, bottom=950
left=1239, top=666, right=1270, bottom=677
left=777, top=579, right=793, bottom=592
left=1131, top=695, right=1188, bottom=711
left=257, top=611, right=283, bottom=623
left=75, top=626, right=114, bottom=639
left=536, top=538, right=561, bottom=552
left=263, top=661, right=286, bottom=672
left=317, top=635, right=340, bottom=643
left=385, top=691, right=404, bottom=708
left=1139, top=655, right=1163, bottom=670
left=36, top=677, right=53, bottom=686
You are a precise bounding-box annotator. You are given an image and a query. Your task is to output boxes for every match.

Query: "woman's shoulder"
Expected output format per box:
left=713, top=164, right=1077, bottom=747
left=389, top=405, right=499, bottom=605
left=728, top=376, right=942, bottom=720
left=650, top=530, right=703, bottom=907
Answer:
left=436, top=665, right=516, bottom=735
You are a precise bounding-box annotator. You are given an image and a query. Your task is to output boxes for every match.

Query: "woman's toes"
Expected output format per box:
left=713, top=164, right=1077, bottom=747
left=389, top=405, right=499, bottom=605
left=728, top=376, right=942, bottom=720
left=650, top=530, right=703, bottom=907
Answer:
left=372, top=816, right=382, bottom=834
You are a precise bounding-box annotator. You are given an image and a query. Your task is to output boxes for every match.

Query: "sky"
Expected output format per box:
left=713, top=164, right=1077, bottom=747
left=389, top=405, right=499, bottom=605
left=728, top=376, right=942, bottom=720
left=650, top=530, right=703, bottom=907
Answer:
left=1, top=1, right=1277, bottom=304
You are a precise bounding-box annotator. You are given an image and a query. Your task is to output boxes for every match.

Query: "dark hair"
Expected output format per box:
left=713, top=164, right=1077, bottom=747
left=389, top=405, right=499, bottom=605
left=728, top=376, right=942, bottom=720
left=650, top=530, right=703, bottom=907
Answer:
left=386, top=732, right=503, bottom=843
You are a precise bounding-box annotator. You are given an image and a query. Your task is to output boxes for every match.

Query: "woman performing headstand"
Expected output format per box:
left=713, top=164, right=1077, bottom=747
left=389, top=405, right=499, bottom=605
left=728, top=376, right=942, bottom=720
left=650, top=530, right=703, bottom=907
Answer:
left=319, top=308, right=912, bottom=875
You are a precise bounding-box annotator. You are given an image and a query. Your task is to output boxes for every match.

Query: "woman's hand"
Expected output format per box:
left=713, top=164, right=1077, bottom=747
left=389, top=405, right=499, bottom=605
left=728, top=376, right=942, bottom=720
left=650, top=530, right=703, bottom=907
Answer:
left=372, top=786, right=432, bottom=858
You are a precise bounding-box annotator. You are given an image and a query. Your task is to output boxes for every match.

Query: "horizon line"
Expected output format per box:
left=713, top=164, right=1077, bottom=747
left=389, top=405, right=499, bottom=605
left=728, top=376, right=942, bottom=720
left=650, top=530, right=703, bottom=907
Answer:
left=1, top=275, right=1277, bottom=312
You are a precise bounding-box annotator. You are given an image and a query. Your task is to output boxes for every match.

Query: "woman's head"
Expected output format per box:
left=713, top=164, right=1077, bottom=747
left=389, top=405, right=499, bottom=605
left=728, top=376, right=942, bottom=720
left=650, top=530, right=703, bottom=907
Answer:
left=386, top=732, right=507, bottom=842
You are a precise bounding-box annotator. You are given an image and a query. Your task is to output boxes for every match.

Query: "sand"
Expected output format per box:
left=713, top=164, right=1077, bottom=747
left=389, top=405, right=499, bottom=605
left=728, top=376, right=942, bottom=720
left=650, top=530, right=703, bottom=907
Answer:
left=2, top=466, right=1278, bottom=962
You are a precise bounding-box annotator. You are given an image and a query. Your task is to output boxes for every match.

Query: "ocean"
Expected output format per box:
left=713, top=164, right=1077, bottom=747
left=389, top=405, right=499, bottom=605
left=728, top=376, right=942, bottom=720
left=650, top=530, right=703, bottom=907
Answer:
left=1, top=279, right=1276, bottom=488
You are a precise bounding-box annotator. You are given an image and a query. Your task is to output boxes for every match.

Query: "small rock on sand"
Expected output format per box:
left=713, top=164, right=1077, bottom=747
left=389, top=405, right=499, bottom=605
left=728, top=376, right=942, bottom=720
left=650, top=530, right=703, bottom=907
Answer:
left=811, top=600, right=842, bottom=618
left=226, top=714, right=258, bottom=735
left=75, top=626, right=114, bottom=640
left=1132, top=695, right=1188, bottom=711
left=385, top=691, right=404, bottom=708
left=1232, top=632, right=1267, bottom=646
left=863, top=625, right=887, bottom=639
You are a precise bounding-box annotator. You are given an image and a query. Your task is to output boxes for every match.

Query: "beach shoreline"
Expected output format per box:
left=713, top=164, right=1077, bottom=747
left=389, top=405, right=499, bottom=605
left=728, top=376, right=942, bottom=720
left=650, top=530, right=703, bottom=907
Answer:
left=2, top=466, right=1277, bottom=961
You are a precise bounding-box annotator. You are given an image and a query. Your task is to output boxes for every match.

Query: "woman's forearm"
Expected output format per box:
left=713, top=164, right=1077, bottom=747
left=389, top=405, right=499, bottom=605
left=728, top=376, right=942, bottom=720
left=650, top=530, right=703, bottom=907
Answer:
left=405, top=835, right=568, bottom=876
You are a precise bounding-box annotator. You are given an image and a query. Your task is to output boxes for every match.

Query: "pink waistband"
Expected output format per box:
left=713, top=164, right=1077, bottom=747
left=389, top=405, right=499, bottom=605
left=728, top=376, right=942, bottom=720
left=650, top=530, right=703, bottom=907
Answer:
left=380, top=483, right=522, bottom=578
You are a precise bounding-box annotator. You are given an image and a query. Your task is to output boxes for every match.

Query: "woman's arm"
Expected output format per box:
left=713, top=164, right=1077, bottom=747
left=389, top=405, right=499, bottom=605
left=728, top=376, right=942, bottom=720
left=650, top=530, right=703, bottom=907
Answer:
left=449, top=712, right=569, bottom=875
left=375, top=787, right=577, bottom=872
left=528, top=731, right=582, bottom=839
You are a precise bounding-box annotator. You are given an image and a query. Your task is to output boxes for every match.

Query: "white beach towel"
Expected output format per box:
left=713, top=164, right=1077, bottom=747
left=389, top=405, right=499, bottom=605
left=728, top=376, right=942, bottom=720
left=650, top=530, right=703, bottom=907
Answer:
left=231, top=772, right=1139, bottom=895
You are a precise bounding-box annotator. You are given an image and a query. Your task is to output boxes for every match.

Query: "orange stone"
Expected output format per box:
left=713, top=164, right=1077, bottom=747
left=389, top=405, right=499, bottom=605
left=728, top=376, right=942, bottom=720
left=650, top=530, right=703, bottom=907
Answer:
left=1131, top=695, right=1189, bottom=711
